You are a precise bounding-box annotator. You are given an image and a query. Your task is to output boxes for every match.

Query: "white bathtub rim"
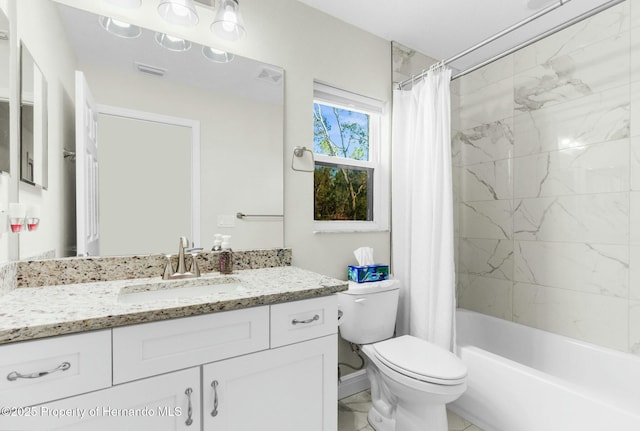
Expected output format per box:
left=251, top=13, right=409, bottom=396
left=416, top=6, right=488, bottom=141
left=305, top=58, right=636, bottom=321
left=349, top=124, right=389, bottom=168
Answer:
left=456, top=308, right=640, bottom=405
left=456, top=308, right=635, bottom=361
left=457, top=344, right=640, bottom=419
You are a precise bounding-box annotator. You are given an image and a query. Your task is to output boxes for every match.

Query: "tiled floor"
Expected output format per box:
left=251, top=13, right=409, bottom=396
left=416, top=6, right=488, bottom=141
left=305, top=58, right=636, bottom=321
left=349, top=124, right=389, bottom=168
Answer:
left=338, top=390, right=483, bottom=431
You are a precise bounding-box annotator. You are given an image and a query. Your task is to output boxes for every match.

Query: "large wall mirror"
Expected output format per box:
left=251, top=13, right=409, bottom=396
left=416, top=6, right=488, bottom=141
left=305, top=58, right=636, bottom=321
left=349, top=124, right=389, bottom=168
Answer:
left=57, top=2, right=284, bottom=257
left=20, top=43, right=47, bottom=187
left=0, top=7, right=9, bottom=174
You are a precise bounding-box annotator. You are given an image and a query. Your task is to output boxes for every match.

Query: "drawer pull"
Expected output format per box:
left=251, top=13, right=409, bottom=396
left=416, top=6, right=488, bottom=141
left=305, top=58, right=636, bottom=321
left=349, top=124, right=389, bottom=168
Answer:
left=185, top=387, right=194, bottom=426
left=7, top=361, right=71, bottom=381
left=291, top=314, right=320, bottom=325
left=211, top=380, right=219, bottom=417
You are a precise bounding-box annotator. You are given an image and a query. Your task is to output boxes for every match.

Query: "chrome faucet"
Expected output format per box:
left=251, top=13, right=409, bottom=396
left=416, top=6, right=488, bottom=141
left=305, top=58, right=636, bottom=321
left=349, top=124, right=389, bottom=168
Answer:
left=162, top=237, right=201, bottom=280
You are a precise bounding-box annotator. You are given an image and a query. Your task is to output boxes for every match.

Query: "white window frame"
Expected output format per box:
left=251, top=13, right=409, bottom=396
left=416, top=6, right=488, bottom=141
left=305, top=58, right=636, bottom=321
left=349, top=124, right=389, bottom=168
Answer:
left=312, top=82, right=389, bottom=233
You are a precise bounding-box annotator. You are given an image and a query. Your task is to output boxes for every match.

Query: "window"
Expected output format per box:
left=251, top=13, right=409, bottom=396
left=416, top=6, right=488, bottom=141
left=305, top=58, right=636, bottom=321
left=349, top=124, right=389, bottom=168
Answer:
left=312, top=82, right=388, bottom=232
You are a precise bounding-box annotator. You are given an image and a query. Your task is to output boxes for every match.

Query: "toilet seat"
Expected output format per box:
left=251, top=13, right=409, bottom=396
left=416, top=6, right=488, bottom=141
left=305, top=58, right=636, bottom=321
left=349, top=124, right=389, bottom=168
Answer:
left=372, top=335, right=467, bottom=385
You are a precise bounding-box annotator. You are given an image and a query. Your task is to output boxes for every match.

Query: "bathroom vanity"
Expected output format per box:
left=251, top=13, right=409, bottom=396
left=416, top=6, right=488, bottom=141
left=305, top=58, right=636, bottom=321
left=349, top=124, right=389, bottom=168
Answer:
left=0, top=264, right=346, bottom=431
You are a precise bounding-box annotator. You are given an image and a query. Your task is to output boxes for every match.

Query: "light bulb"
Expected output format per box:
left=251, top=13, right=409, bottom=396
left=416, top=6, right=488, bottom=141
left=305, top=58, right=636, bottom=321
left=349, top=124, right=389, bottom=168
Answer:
left=212, top=0, right=245, bottom=41
left=171, top=4, right=189, bottom=17
left=202, top=46, right=234, bottom=63
left=99, top=15, right=141, bottom=38
left=111, top=19, right=131, bottom=28
left=157, top=0, right=199, bottom=26
left=154, top=32, right=192, bottom=52
left=222, top=8, right=237, bottom=32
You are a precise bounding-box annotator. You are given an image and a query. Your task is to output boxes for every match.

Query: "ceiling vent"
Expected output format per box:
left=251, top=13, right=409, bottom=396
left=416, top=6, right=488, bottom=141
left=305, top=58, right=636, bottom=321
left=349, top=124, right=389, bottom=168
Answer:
left=256, top=66, right=283, bottom=85
left=135, top=62, right=167, bottom=77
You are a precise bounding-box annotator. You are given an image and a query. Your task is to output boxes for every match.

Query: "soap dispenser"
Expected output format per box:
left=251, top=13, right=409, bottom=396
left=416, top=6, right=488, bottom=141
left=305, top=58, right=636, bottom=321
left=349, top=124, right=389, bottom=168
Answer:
left=212, top=234, right=223, bottom=251
left=219, top=235, right=233, bottom=274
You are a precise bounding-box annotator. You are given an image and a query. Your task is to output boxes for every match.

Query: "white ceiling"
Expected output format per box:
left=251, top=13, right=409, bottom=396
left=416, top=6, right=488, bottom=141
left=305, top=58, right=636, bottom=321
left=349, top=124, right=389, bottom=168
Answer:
left=56, top=3, right=284, bottom=105
left=295, top=0, right=623, bottom=74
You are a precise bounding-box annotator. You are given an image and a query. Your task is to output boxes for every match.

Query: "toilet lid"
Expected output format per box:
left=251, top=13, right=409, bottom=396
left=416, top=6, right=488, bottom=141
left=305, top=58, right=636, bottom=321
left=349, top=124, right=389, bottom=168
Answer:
left=372, top=335, right=467, bottom=385
left=344, top=279, right=400, bottom=295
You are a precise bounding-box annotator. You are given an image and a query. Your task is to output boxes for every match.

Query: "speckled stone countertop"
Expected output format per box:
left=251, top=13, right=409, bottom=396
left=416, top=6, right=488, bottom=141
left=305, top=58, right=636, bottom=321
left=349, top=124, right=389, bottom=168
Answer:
left=0, top=266, right=347, bottom=345
left=16, top=248, right=292, bottom=288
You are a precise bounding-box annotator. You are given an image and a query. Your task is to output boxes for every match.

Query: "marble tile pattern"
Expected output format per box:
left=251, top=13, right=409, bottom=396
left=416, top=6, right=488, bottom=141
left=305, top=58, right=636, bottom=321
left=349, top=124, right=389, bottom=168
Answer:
left=514, top=241, right=628, bottom=298
left=513, top=85, right=630, bottom=158
left=513, top=2, right=629, bottom=73
left=451, top=118, right=514, bottom=166
left=0, top=266, right=347, bottom=344
left=512, top=282, right=629, bottom=351
left=458, top=239, right=513, bottom=280
left=514, top=139, right=629, bottom=198
left=514, top=34, right=629, bottom=112
left=453, top=0, right=640, bottom=354
left=15, top=248, right=292, bottom=288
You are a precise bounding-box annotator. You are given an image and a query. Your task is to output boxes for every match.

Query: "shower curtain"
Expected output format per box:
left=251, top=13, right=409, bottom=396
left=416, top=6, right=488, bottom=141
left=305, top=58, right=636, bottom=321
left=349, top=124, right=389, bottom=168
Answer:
left=392, top=65, right=456, bottom=351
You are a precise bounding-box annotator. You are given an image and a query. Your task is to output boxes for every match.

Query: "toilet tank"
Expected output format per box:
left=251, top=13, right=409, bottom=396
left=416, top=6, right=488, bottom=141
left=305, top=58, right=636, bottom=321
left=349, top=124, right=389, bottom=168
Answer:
left=337, top=279, right=400, bottom=344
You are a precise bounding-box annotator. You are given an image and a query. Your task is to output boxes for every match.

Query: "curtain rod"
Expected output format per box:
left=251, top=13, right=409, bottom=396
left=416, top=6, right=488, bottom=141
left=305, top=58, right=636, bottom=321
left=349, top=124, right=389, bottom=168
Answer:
left=450, top=0, right=625, bottom=80
left=397, top=0, right=574, bottom=89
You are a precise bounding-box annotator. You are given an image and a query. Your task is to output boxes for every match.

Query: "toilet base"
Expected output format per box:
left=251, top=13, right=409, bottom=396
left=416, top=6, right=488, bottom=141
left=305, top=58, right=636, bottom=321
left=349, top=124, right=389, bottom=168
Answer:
left=367, top=403, right=448, bottom=431
left=367, top=406, right=395, bottom=431
left=395, top=403, right=448, bottom=431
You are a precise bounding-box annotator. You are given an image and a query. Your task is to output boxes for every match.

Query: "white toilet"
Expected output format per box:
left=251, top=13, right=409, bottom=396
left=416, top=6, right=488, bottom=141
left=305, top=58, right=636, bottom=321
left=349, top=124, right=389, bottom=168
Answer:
left=337, top=279, right=467, bottom=431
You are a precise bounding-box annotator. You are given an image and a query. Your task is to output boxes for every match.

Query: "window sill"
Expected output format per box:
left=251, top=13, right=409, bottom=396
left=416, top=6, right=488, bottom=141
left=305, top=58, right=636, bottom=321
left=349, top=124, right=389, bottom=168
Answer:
left=313, top=221, right=389, bottom=234
left=313, top=229, right=390, bottom=234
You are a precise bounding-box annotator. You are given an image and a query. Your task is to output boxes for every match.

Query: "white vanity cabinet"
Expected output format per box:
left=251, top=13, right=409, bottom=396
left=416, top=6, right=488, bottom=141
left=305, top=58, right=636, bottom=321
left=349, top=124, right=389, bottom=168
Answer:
left=0, top=295, right=338, bottom=431
left=6, top=367, right=201, bottom=431
left=202, top=295, right=338, bottom=431
left=0, top=330, right=112, bottom=408
left=202, top=335, right=336, bottom=431
left=111, top=305, right=271, bottom=384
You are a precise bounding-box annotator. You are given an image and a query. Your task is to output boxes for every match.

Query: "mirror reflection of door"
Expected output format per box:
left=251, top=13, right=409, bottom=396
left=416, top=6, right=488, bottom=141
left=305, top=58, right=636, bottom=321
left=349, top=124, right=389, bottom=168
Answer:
left=75, top=71, right=100, bottom=256
left=98, top=113, right=193, bottom=256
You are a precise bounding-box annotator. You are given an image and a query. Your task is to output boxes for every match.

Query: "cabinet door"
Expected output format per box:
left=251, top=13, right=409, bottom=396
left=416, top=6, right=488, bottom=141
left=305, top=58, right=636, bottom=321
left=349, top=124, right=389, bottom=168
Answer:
left=203, top=335, right=337, bottom=431
left=3, top=368, right=200, bottom=431
left=0, top=330, right=111, bottom=408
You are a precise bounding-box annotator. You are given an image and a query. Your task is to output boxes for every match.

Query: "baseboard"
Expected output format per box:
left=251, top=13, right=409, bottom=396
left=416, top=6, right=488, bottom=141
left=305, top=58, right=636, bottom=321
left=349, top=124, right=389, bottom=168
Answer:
left=447, top=403, right=497, bottom=431
left=338, top=369, right=370, bottom=400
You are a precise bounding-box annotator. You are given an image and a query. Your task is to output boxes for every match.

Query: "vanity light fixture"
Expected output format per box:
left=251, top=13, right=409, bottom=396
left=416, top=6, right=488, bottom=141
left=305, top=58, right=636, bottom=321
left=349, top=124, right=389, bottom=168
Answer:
left=211, top=0, right=245, bottom=41
left=154, top=32, right=192, bottom=51
left=158, top=0, right=199, bottom=26
left=202, top=45, right=234, bottom=63
left=104, top=0, right=142, bottom=8
left=99, top=16, right=142, bottom=38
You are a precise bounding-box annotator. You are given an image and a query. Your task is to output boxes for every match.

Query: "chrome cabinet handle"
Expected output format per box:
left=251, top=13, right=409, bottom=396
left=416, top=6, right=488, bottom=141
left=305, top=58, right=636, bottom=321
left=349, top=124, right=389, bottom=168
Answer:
left=7, top=361, right=71, bottom=381
left=292, top=314, right=320, bottom=325
left=185, top=388, right=194, bottom=426
left=211, top=380, right=219, bottom=417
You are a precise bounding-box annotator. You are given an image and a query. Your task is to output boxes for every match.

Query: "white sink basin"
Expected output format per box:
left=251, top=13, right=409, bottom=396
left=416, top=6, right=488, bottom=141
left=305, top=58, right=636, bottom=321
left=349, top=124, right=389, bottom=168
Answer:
left=117, top=276, right=242, bottom=304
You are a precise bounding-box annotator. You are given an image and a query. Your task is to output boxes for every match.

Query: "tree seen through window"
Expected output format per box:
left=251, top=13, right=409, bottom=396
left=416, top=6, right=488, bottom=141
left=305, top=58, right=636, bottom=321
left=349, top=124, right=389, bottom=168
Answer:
left=313, top=103, right=372, bottom=221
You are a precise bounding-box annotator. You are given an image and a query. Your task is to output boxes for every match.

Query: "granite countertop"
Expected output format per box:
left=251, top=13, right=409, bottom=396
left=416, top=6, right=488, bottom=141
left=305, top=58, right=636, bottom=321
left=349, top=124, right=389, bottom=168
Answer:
left=0, top=266, right=347, bottom=345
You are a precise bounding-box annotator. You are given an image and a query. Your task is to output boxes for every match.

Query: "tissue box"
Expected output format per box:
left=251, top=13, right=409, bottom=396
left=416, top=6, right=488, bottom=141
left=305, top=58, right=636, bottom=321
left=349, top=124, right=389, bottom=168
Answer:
left=348, top=265, right=389, bottom=283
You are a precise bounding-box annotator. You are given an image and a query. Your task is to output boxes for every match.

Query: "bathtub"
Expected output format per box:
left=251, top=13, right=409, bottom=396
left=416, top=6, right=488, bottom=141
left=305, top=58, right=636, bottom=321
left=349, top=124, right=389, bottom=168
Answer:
left=449, top=309, right=640, bottom=431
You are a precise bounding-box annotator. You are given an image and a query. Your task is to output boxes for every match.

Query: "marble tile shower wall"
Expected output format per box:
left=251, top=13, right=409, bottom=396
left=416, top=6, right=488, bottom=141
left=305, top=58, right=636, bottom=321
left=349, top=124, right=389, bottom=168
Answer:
left=452, top=1, right=640, bottom=354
